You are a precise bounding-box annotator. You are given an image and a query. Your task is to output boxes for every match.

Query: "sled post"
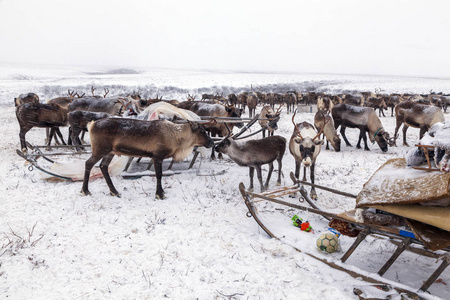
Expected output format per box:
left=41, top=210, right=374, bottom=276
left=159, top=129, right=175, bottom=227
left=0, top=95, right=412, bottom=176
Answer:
left=188, top=149, right=200, bottom=169
left=418, top=256, right=450, bottom=293
left=167, top=159, right=175, bottom=170
left=341, top=228, right=370, bottom=263
left=377, top=238, right=410, bottom=276
left=124, top=157, right=134, bottom=172
left=147, top=158, right=154, bottom=170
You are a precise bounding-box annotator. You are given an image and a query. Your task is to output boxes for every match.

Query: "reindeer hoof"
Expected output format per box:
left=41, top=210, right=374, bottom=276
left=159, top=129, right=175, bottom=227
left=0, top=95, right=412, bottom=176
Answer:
left=81, top=190, right=91, bottom=196
left=155, top=194, right=166, bottom=200
left=110, top=191, right=121, bottom=198
left=275, top=182, right=281, bottom=186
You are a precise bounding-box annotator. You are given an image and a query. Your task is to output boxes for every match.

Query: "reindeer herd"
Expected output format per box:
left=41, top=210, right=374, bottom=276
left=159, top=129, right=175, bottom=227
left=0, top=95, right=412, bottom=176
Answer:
left=14, top=87, right=448, bottom=199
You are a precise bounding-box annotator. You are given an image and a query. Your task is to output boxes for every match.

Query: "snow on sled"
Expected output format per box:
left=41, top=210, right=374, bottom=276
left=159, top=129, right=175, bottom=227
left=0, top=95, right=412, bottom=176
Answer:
left=239, top=167, right=450, bottom=298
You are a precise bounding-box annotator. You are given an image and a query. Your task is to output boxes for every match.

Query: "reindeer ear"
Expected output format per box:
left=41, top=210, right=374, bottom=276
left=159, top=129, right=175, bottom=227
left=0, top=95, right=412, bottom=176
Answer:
left=315, top=139, right=324, bottom=145
left=294, top=137, right=302, bottom=144
left=188, top=121, right=199, bottom=131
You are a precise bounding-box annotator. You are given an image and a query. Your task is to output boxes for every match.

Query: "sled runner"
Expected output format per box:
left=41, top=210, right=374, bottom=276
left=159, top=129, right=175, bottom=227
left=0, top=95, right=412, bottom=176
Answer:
left=239, top=165, right=450, bottom=298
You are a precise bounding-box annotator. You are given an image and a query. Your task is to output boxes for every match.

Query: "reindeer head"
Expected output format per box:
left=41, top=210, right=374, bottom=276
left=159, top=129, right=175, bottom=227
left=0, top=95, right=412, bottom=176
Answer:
left=373, top=128, right=396, bottom=152
left=292, top=110, right=324, bottom=167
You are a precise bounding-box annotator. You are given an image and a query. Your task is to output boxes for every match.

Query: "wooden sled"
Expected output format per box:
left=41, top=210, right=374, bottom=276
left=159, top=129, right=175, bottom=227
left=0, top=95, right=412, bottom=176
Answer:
left=239, top=172, right=450, bottom=298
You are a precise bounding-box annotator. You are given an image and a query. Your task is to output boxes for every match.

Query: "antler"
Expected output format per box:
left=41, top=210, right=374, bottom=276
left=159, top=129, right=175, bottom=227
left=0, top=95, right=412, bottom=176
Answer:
left=292, top=109, right=303, bottom=139
left=68, top=90, right=76, bottom=99
left=91, top=86, right=96, bottom=96
left=275, top=104, right=283, bottom=115
left=76, top=92, right=85, bottom=98
left=103, top=88, right=109, bottom=98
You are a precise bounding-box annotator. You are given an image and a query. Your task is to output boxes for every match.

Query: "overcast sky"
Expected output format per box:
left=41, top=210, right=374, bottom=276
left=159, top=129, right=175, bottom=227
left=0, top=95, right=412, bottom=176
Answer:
left=1, top=0, right=449, bottom=78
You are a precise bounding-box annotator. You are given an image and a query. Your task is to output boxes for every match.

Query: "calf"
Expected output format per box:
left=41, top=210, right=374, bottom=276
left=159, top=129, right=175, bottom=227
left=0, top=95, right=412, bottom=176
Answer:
left=331, top=104, right=394, bottom=152
left=289, top=110, right=324, bottom=199
left=81, top=119, right=214, bottom=199
left=314, top=110, right=341, bottom=151
left=394, top=101, right=445, bottom=146
left=215, top=135, right=286, bottom=192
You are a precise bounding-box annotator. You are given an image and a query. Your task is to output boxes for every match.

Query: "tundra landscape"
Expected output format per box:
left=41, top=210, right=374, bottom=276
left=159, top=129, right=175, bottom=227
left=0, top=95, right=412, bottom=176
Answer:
left=1, top=65, right=450, bottom=299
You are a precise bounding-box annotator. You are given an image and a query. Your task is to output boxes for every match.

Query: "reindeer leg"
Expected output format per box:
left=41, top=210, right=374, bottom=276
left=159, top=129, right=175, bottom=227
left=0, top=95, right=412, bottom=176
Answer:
left=45, top=128, right=50, bottom=145
left=326, top=139, right=330, bottom=150
left=356, top=129, right=363, bottom=149
left=310, top=164, right=317, bottom=200
left=154, top=158, right=166, bottom=200
left=99, top=154, right=120, bottom=197
left=419, top=127, right=427, bottom=140
left=256, top=166, right=264, bottom=192
left=264, top=162, right=274, bottom=189
left=402, top=124, right=409, bottom=147
left=47, top=128, right=55, bottom=150
left=340, top=126, right=352, bottom=147
left=249, top=167, right=255, bottom=192
left=361, top=131, right=370, bottom=151
left=55, top=128, right=66, bottom=145
left=294, top=161, right=300, bottom=179
left=302, top=166, right=307, bottom=182
left=19, top=127, right=31, bottom=153
left=276, top=157, right=282, bottom=186
left=81, top=155, right=103, bottom=196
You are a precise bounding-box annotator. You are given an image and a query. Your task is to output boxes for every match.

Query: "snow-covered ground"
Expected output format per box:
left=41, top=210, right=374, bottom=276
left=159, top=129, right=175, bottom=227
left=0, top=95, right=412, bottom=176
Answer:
left=1, top=65, right=449, bottom=299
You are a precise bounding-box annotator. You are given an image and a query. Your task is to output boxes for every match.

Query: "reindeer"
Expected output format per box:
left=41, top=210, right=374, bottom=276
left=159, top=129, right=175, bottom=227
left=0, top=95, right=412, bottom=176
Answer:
left=259, top=105, right=282, bottom=138
left=314, top=110, right=341, bottom=151
left=365, top=97, right=387, bottom=117
left=247, top=92, right=258, bottom=118
left=187, top=102, right=244, bottom=159
left=331, top=103, right=395, bottom=152
left=227, top=93, right=238, bottom=106
left=81, top=119, right=214, bottom=199
left=289, top=110, right=324, bottom=200
left=68, top=111, right=110, bottom=151
left=14, top=93, right=39, bottom=107
left=215, top=134, right=286, bottom=192
left=237, top=92, right=248, bottom=112
left=393, top=101, right=445, bottom=146
left=201, top=93, right=215, bottom=101
left=283, top=92, right=297, bottom=114
left=16, top=102, right=69, bottom=152
left=317, top=96, right=334, bottom=113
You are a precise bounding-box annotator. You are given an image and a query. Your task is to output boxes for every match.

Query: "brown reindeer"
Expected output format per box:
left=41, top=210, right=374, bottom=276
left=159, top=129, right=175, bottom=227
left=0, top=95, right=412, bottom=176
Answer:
left=215, top=135, right=286, bottom=192
left=283, top=92, right=297, bottom=114
left=393, top=101, right=445, bottom=146
left=314, top=110, right=341, bottom=151
left=289, top=110, right=324, bottom=200
left=16, top=102, right=69, bottom=152
left=246, top=93, right=258, bottom=118
left=259, top=105, right=282, bottom=138
left=81, top=119, right=214, bottom=199
left=317, top=96, right=334, bottom=113
left=365, top=97, right=387, bottom=117
left=332, top=104, right=395, bottom=152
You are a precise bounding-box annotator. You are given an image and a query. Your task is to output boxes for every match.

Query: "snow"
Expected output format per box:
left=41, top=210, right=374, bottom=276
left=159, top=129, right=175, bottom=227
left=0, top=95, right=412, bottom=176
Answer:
left=1, top=65, right=449, bottom=299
